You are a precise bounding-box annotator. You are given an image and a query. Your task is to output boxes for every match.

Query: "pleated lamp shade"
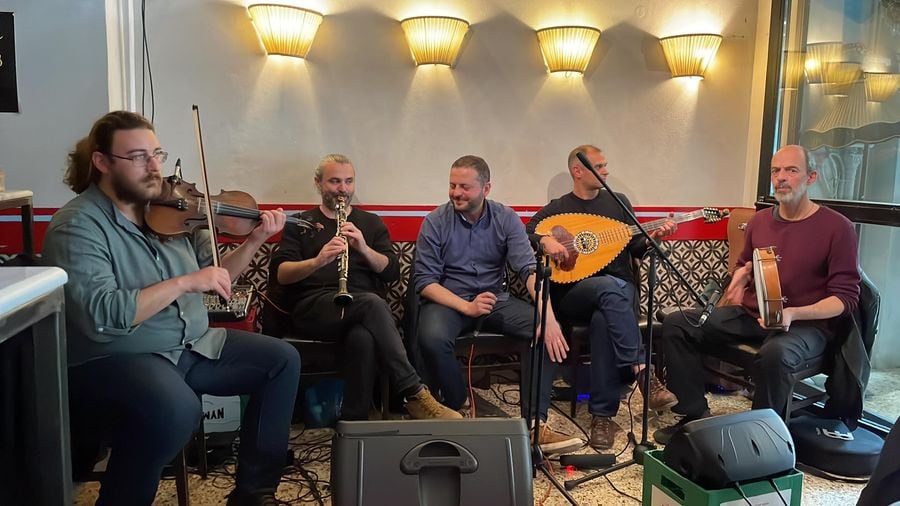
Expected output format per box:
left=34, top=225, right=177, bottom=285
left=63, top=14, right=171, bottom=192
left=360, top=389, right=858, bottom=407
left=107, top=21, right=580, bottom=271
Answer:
left=248, top=4, right=323, bottom=59
left=659, top=34, right=723, bottom=79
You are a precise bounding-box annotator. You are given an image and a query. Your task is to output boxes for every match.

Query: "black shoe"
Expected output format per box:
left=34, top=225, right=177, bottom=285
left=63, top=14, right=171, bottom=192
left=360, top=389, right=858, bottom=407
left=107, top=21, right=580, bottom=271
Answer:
left=226, top=489, right=284, bottom=506
left=653, top=410, right=711, bottom=445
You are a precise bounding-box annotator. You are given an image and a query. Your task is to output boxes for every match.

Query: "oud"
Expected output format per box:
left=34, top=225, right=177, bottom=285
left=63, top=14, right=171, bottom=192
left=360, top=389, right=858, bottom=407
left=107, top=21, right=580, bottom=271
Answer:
left=533, top=208, right=728, bottom=283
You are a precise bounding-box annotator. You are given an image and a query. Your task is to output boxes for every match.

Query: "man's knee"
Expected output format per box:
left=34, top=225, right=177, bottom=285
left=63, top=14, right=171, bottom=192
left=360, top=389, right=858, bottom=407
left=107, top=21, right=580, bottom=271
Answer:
left=418, top=327, right=455, bottom=357
left=133, top=388, right=203, bottom=448
left=755, top=339, right=802, bottom=373
left=353, top=292, right=392, bottom=315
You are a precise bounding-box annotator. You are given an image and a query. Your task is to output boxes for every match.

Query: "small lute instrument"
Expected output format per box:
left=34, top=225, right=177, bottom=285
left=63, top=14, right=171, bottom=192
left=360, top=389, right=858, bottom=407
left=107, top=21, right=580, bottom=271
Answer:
left=534, top=207, right=728, bottom=283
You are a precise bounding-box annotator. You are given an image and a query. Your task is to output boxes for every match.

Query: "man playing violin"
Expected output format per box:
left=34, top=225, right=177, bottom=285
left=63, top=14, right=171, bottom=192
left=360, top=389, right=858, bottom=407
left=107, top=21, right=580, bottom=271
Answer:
left=267, top=154, right=460, bottom=421
left=42, top=111, right=300, bottom=506
left=525, top=145, right=678, bottom=451
left=654, top=144, right=860, bottom=444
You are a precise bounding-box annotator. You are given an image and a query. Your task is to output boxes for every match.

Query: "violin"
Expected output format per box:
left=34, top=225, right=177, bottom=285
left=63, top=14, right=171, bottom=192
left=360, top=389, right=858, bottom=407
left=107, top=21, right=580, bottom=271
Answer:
left=145, top=174, right=320, bottom=239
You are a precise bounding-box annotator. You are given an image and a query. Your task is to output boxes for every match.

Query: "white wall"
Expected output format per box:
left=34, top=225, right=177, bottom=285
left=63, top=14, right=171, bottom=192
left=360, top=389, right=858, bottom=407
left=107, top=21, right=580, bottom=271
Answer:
left=2, top=0, right=760, bottom=208
left=0, top=0, right=109, bottom=206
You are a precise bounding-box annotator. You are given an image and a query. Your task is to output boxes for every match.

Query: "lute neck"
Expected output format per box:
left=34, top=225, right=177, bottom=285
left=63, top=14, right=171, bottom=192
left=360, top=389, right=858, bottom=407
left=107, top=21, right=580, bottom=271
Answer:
left=626, top=209, right=707, bottom=236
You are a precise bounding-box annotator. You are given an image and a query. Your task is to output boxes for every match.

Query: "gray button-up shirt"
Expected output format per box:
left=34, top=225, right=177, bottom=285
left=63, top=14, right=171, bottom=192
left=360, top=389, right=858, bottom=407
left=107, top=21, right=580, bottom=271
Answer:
left=414, top=200, right=535, bottom=300
left=42, top=184, right=225, bottom=366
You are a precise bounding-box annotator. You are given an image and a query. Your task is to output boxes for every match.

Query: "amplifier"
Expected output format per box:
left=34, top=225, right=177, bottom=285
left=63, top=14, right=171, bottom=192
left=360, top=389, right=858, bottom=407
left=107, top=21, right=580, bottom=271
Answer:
left=204, top=285, right=254, bottom=322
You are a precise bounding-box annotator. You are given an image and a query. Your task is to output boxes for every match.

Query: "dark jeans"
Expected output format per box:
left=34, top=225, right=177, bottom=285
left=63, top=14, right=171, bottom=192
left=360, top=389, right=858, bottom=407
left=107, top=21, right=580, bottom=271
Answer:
left=662, top=305, right=830, bottom=418
left=417, top=296, right=549, bottom=413
left=68, top=329, right=300, bottom=506
left=555, top=275, right=641, bottom=417
left=293, top=292, right=420, bottom=419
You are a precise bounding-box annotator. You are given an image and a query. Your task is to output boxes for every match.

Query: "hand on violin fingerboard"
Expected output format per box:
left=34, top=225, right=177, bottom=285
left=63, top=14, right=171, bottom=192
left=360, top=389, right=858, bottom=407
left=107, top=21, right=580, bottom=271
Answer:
left=250, top=208, right=286, bottom=242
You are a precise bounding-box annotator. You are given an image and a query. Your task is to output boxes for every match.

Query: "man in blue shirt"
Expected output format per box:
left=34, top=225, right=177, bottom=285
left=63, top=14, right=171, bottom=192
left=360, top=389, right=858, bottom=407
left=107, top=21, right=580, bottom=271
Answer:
left=414, top=155, right=581, bottom=454
left=42, top=111, right=300, bottom=506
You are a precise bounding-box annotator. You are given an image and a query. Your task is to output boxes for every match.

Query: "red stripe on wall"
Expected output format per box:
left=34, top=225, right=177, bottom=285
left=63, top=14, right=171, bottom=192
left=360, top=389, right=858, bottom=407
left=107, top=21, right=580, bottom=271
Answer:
left=0, top=205, right=731, bottom=255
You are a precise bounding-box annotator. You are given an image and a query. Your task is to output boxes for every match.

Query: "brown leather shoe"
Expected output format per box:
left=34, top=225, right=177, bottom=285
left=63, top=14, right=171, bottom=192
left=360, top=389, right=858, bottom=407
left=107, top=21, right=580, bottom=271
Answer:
left=589, top=416, right=622, bottom=451
left=637, top=368, right=678, bottom=411
left=531, top=425, right=583, bottom=455
left=405, top=386, right=463, bottom=419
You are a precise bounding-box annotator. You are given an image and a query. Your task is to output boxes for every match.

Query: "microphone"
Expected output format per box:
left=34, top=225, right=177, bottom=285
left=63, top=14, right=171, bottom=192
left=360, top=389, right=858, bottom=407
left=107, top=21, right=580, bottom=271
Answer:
left=575, top=151, right=593, bottom=173
left=698, top=281, right=723, bottom=325
left=559, top=453, right=616, bottom=469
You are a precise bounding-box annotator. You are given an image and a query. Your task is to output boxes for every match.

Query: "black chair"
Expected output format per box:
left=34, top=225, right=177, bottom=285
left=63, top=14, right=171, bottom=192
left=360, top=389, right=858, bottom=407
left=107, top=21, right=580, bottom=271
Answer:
left=260, top=298, right=391, bottom=420
left=563, top=256, right=664, bottom=417
left=402, top=260, right=529, bottom=409
left=689, top=269, right=880, bottom=421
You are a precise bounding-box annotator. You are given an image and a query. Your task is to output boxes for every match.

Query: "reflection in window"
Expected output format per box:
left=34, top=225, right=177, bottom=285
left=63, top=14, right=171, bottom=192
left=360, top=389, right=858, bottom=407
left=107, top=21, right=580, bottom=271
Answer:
left=771, top=0, right=899, bottom=423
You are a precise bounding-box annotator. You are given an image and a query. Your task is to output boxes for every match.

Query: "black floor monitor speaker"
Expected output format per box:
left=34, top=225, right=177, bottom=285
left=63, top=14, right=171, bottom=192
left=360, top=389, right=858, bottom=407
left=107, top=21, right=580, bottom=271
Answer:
left=330, top=418, right=533, bottom=506
left=662, top=409, right=796, bottom=489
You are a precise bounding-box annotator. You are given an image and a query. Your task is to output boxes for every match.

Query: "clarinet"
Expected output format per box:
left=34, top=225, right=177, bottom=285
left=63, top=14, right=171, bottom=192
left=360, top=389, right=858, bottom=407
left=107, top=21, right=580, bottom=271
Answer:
left=333, top=196, right=354, bottom=307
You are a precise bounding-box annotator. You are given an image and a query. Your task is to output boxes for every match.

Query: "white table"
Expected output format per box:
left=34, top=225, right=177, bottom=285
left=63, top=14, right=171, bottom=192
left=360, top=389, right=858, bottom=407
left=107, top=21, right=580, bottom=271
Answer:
left=0, top=267, right=71, bottom=505
left=0, top=190, right=35, bottom=256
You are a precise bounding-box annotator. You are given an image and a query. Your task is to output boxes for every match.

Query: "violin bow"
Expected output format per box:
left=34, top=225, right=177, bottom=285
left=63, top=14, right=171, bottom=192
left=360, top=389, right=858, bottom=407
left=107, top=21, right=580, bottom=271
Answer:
left=191, top=105, right=223, bottom=268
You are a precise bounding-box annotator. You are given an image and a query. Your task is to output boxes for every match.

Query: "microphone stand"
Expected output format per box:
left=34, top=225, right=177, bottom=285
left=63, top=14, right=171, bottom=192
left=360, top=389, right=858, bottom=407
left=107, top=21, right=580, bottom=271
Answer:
left=563, top=153, right=707, bottom=491
left=527, top=250, right=579, bottom=505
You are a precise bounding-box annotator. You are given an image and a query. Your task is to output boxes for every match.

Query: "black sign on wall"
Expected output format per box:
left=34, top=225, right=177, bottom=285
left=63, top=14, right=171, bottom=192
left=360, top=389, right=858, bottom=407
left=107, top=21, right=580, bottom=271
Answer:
left=0, top=12, right=19, bottom=113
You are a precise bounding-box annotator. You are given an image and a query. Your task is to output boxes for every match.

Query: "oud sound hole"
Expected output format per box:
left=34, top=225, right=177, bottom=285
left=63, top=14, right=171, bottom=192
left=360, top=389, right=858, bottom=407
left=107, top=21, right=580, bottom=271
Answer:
left=573, top=232, right=599, bottom=254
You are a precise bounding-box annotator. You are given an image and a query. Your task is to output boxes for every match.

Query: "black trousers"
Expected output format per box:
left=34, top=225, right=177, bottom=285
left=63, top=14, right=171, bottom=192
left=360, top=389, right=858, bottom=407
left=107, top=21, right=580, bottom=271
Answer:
left=662, top=305, right=830, bottom=419
left=293, top=292, right=420, bottom=419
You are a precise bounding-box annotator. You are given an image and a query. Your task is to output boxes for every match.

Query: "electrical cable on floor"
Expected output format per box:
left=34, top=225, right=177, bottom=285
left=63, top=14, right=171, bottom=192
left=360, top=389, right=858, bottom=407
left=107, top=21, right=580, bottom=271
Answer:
left=604, top=475, right=641, bottom=504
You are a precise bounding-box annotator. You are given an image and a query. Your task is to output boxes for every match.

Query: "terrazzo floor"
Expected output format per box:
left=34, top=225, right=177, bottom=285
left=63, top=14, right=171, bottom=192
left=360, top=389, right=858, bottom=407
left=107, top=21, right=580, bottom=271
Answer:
left=74, top=377, right=887, bottom=505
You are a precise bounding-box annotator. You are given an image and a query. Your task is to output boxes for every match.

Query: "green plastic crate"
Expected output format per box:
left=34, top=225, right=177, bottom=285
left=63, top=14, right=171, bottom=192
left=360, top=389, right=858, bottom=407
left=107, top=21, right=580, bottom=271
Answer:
left=642, top=449, right=803, bottom=505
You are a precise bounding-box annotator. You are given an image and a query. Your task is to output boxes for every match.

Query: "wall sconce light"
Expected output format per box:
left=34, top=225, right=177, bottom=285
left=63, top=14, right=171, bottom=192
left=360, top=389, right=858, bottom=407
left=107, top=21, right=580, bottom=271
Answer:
left=400, top=16, right=470, bottom=66
left=804, top=42, right=842, bottom=84
left=823, top=62, right=862, bottom=96
left=782, top=50, right=806, bottom=90
left=535, top=26, right=601, bottom=74
left=864, top=72, right=900, bottom=102
left=248, top=4, right=323, bottom=59
left=658, top=34, right=723, bottom=79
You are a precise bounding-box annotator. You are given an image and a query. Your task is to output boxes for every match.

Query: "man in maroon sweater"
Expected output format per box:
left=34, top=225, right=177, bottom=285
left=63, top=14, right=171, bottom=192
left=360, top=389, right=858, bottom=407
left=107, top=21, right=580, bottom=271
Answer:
left=654, top=144, right=860, bottom=444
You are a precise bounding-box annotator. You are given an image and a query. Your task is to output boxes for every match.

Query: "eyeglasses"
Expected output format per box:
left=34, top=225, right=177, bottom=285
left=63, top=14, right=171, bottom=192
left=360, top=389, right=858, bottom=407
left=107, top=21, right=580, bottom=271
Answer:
left=106, top=150, right=168, bottom=167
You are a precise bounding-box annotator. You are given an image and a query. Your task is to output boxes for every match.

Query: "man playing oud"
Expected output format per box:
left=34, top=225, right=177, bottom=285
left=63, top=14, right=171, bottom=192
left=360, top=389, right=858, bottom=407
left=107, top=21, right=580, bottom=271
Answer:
left=526, top=144, right=677, bottom=451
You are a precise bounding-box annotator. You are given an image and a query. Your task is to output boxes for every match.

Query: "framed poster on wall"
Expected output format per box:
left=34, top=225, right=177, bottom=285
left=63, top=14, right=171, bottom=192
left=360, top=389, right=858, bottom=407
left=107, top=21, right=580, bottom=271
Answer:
left=0, top=12, right=19, bottom=113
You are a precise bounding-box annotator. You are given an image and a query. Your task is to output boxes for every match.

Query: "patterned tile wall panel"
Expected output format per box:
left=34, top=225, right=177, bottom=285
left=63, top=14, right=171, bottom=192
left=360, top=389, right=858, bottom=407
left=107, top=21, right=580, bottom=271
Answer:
left=221, top=240, right=729, bottom=324
left=3, top=239, right=729, bottom=324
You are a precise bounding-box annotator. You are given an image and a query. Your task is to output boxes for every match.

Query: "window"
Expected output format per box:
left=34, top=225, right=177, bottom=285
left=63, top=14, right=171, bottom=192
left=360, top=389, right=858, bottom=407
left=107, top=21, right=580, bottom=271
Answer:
left=762, top=0, right=900, bottom=428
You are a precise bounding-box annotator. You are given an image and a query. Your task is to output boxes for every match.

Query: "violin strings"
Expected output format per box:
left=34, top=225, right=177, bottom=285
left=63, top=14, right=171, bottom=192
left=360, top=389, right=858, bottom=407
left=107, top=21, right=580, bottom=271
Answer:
left=186, top=197, right=314, bottom=227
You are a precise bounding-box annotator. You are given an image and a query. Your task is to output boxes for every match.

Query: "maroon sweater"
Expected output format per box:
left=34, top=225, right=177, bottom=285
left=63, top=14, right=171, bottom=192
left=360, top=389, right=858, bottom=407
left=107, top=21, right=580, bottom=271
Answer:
left=738, top=205, right=860, bottom=336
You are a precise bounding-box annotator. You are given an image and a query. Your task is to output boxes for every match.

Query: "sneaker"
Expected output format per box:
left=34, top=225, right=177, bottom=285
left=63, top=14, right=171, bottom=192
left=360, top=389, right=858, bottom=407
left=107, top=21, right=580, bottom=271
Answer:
left=589, top=416, right=623, bottom=451
left=652, top=409, right=712, bottom=445
left=405, top=387, right=463, bottom=420
left=637, top=368, right=678, bottom=411
left=531, top=424, right=583, bottom=455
